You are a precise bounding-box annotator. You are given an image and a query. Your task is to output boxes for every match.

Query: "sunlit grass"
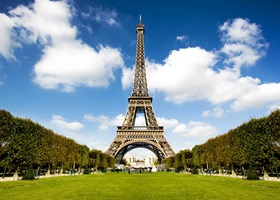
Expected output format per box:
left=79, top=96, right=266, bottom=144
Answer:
left=1, top=172, right=280, bottom=200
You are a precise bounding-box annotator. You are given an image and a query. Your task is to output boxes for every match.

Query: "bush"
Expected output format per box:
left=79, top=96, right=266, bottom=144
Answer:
left=247, top=165, right=260, bottom=180
left=192, top=168, right=199, bottom=174
left=22, top=165, right=35, bottom=180
left=83, top=167, right=90, bottom=174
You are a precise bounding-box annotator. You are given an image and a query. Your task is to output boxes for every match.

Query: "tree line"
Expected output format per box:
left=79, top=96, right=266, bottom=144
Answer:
left=0, top=109, right=115, bottom=177
left=164, top=110, right=280, bottom=177
left=2, top=109, right=279, bottom=178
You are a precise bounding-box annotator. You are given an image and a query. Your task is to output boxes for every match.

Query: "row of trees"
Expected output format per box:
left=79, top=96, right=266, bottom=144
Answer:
left=0, top=110, right=115, bottom=178
left=164, top=110, right=280, bottom=177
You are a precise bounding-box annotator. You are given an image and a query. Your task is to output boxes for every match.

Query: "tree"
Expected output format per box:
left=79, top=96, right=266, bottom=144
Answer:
left=165, top=156, right=175, bottom=170
left=37, top=128, right=55, bottom=173
left=10, top=118, right=43, bottom=172
left=174, top=152, right=183, bottom=171
left=192, top=145, right=203, bottom=168
left=267, top=109, right=280, bottom=168
left=0, top=110, right=14, bottom=165
left=181, top=149, right=193, bottom=172
left=99, top=153, right=108, bottom=171
left=89, top=149, right=102, bottom=171
left=227, top=129, right=246, bottom=170
left=79, top=145, right=90, bottom=168
left=1, top=109, right=111, bottom=177
left=238, top=118, right=271, bottom=171
left=107, top=156, right=115, bottom=169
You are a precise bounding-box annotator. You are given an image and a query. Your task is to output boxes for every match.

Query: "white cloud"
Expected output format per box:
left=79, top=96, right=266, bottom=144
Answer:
left=220, top=18, right=268, bottom=69
left=172, top=121, right=218, bottom=137
left=145, top=47, right=217, bottom=104
left=176, top=35, right=188, bottom=42
left=82, top=6, right=118, bottom=26
left=51, top=115, right=84, bottom=131
left=122, top=17, right=278, bottom=113
left=157, top=117, right=180, bottom=129
left=220, top=18, right=263, bottom=46
left=231, top=83, right=280, bottom=111
left=33, top=43, right=124, bottom=92
left=1, top=0, right=124, bottom=92
left=268, top=102, right=280, bottom=114
left=84, top=114, right=124, bottom=130
left=221, top=43, right=261, bottom=68
left=134, top=115, right=146, bottom=126
left=9, top=0, right=76, bottom=45
left=202, top=107, right=225, bottom=118
left=122, top=66, right=134, bottom=89
left=0, top=13, right=19, bottom=60
left=156, top=117, right=217, bottom=147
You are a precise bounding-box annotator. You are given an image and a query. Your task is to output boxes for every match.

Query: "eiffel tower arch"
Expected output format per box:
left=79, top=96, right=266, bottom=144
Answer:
left=106, top=17, right=175, bottom=162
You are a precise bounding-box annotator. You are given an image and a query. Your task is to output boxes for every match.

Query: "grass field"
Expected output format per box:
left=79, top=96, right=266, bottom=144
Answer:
left=1, top=172, right=280, bottom=200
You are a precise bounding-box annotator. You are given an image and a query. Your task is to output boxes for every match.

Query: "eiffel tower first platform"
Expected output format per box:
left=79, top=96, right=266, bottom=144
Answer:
left=106, top=17, right=175, bottom=162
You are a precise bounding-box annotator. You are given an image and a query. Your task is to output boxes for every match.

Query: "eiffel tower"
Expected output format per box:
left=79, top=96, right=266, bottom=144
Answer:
left=106, top=17, right=175, bottom=162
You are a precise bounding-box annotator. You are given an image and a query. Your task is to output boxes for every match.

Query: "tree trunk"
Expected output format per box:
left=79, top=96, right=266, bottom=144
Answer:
left=13, top=166, right=19, bottom=180
left=218, top=168, right=222, bottom=175
left=78, top=166, right=81, bottom=174
left=231, top=164, right=236, bottom=176
left=46, top=164, right=51, bottom=176
left=73, top=162, right=76, bottom=170
left=263, top=166, right=269, bottom=180
left=59, top=163, right=63, bottom=175
left=242, top=166, right=246, bottom=177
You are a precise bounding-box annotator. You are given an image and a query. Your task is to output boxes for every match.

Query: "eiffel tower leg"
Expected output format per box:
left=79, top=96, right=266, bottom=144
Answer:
left=115, top=146, right=128, bottom=164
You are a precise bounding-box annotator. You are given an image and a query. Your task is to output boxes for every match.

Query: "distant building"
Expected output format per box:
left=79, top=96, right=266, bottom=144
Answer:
left=145, top=156, right=157, bottom=167
left=125, top=155, right=158, bottom=167
left=126, top=156, right=136, bottom=164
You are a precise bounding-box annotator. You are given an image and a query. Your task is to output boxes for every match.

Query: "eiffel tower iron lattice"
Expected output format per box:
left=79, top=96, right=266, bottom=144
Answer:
left=106, top=17, right=175, bottom=162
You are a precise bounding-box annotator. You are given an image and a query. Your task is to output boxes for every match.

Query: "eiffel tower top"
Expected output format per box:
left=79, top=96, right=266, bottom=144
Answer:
left=131, top=16, right=150, bottom=99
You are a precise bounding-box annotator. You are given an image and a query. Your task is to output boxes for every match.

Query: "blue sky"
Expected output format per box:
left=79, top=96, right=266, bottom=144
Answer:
left=1, top=0, right=280, bottom=159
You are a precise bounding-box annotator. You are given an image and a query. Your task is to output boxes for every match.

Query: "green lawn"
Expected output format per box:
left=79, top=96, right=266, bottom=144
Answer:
left=0, top=172, right=280, bottom=200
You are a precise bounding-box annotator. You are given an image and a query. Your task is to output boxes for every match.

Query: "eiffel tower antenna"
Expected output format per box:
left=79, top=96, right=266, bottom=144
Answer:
left=106, top=17, right=175, bottom=163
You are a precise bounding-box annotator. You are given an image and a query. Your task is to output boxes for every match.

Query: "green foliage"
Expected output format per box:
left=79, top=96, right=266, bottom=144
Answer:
left=0, top=110, right=14, bottom=165
left=107, top=156, right=115, bottom=168
left=174, top=152, right=183, bottom=171
left=174, top=149, right=193, bottom=171
left=192, top=145, right=202, bottom=167
left=88, top=149, right=115, bottom=171
left=11, top=118, right=44, bottom=168
left=165, top=156, right=175, bottom=169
